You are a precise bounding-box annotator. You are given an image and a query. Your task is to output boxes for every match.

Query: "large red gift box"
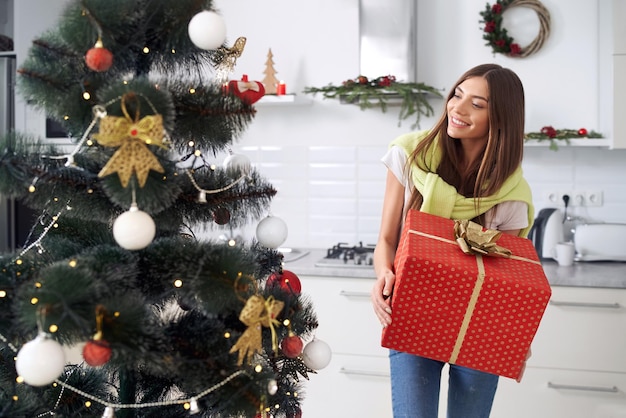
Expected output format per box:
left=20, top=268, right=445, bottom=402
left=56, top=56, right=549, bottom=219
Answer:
left=381, top=210, right=551, bottom=380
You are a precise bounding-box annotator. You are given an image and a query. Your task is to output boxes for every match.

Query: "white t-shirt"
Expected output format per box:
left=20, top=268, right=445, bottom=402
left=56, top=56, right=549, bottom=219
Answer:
left=382, top=146, right=528, bottom=231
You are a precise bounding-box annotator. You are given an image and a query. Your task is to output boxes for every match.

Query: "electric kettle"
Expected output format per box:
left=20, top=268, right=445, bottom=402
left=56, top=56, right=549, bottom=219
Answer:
left=528, top=208, right=565, bottom=260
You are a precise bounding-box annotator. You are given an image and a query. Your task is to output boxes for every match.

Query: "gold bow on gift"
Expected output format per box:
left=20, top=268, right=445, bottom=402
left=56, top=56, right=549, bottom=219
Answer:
left=229, top=295, right=284, bottom=366
left=454, top=220, right=512, bottom=257
left=93, top=93, right=167, bottom=188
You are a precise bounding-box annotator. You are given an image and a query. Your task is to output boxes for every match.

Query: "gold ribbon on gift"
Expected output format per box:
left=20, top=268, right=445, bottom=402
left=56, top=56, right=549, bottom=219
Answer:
left=448, top=253, right=485, bottom=364
left=453, top=220, right=512, bottom=257
left=229, top=295, right=284, bottom=366
left=93, top=93, right=167, bottom=188
left=407, top=219, right=542, bottom=365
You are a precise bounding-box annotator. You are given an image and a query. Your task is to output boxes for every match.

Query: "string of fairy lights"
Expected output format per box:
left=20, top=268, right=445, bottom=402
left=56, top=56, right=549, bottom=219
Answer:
left=0, top=97, right=273, bottom=417
left=0, top=14, right=293, bottom=415
left=0, top=327, right=258, bottom=416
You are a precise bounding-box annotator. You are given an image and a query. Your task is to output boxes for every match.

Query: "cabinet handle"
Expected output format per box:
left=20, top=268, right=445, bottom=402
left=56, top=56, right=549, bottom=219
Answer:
left=339, top=367, right=389, bottom=378
left=339, top=290, right=371, bottom=298
left=549, top=300, right=621, bottom=309
left=547, top=382, right=619, bottom=393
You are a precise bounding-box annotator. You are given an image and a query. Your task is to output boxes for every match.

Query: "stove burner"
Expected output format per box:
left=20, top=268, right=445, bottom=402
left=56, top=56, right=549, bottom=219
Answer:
left=319, top=242, right=376, bottom=267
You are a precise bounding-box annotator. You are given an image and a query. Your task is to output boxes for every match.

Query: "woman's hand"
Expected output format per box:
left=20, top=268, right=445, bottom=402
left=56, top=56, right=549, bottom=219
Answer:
left=371, top=169, right=405, bottom=327
left=371, top=269, right=395, bottom=327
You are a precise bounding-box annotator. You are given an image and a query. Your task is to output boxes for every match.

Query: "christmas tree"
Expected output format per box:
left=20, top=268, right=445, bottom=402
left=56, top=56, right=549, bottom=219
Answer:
left=0, top=1, right=323, bottom=417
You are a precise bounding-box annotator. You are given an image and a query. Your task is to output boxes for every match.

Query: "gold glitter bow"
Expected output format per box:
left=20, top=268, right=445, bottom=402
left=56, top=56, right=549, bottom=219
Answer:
left=454, top=220, right=512, bottom=257
left=229, top=295, right=284, bottom=366
left=94, top=93, right=167, bottom=187
left=215, top=36, right=246, bottom=81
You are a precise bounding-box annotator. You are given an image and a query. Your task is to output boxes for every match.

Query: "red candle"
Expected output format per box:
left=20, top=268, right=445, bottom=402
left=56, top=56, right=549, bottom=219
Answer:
left=276, top=81, right=286, bottom=95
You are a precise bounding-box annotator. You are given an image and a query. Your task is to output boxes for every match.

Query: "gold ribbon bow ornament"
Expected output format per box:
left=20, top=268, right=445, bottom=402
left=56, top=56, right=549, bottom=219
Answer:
left=454, top=220, right=512, bottom=257
left=93, top=94, right=168, bottom=188
left=229, top=295, right=284, bottom=366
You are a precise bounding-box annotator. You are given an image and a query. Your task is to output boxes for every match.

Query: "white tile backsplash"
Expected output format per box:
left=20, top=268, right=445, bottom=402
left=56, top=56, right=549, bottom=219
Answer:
left=228, top=143, right=626, bottom=249
left=206, top=0, right=626, bottom=250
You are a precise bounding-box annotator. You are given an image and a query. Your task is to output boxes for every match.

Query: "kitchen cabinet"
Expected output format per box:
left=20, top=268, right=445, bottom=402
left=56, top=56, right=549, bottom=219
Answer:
left=299, top=270, right=626, bottom=418
left=491, top=286, right=626, bottom=418
left=10, top=0, right=64, bottom=139
left=298, top=274, right=393, bottom=417
left=611, top=0, right=626, bottom=149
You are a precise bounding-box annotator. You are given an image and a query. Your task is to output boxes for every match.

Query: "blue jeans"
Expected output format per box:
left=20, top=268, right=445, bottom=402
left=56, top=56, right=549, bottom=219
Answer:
left=389, top=350, right=499, bottom=418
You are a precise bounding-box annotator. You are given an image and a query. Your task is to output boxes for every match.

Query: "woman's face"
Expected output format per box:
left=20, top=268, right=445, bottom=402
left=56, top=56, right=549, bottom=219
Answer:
left=446, top=76, right=490, bottom=143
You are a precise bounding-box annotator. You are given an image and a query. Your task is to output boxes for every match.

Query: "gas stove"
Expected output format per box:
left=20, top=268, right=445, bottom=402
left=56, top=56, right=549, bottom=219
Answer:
left=315, top=242, right=376, bottom=269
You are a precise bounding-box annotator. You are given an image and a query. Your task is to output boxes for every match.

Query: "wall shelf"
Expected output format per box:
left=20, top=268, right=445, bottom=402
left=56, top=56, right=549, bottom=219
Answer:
left=524, top=138, right=611, bottom=148
left=256, top=94, right=312, bottom=107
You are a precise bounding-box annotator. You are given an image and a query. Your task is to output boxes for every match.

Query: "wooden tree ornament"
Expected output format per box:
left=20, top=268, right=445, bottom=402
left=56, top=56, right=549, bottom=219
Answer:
left=262, top=48, right=280, bottom=95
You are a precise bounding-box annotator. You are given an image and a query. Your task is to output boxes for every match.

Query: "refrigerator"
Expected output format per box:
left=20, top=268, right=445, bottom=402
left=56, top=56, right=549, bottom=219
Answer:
left=1, top=54, right=37, bottom=253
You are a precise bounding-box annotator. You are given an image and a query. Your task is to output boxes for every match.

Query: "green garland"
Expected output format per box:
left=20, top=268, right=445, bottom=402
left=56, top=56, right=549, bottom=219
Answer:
left=303, top=75, right=443, bottom=129
left=524, top=126, right=603, bottom=150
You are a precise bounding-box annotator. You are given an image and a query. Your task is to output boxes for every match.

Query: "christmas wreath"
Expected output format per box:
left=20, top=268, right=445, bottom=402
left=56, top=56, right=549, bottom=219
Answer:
left=524, top=126, right=603, bottom=150
left=480, top=0, right=551, bottom=58
left=303, top=75, right=442, bottom=129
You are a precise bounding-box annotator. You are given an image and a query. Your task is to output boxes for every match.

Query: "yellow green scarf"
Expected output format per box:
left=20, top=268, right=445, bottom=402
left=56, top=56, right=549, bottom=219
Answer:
left=391, top=131, right=535, bottom=237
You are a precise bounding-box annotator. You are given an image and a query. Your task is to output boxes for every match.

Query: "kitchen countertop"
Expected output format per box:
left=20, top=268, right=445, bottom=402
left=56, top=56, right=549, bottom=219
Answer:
left=282, top=248, right=626, bottom=289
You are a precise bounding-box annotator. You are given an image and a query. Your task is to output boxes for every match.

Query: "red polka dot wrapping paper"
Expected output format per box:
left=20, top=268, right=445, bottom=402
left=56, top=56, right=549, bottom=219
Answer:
left=381, top=210, right=552, bottom=380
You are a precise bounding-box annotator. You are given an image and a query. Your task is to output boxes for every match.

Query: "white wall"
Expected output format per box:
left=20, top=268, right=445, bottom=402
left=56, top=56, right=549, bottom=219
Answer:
left=14, top=0, right=626, bottom=249
left=215, top=0, right=626, bottom=249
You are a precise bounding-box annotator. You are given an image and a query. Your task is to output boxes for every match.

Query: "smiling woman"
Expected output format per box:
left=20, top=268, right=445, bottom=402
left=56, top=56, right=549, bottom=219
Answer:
left=372, top=63, right=534, bottom=418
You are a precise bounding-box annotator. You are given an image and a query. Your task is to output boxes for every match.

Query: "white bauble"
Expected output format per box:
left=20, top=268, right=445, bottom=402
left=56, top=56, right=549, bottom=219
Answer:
left=188, top=11, right=227, bottom=50
left=256, top=215, right=288, bottom=249
left=223, top=153, right=251, bottom=177
left=113, top=204, right=156, bottom=250
left=302, top=339, right=332, bottom=370
left=267, top=379, right=278, bottom=395
left=15, top=333, right=66, bottom=386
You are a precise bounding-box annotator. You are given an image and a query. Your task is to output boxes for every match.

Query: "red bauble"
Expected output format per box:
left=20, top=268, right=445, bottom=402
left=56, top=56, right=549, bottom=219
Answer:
left=287, top=409, right=303, bottom=418
left=228, top=74, right=265, bottom=105
left=268, top=270, right=302, bottom=294
left=83, top=339, right=112, bottom=366
left=578, top=128, right=588, bottom=136
left=281, top=334, right=304, bottom=358
left=85, top=46, right=113, bottom=72
left=213, top=207, right=231, bottom=225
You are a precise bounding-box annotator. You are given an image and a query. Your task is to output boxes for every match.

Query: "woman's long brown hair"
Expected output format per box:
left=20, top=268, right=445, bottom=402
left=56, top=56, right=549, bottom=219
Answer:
left=407, top=64, right=525, bottom=215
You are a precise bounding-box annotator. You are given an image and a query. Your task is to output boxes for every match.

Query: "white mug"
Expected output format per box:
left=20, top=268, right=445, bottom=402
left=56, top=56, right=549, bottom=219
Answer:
left=553, top=242, right=575, bottom=266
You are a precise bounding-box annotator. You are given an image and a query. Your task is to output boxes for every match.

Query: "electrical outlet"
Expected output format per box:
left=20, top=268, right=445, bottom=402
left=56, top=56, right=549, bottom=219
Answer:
left=544, top=190, right=603, bottom=207
left=585, top=190, right=603, bottom=207
left=545, top=191, right=573, bottom=206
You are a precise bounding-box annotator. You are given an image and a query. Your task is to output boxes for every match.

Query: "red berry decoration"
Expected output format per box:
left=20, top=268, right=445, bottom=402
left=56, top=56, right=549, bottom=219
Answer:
left=85, top=38, right=113, bottom=72
left=268, top=269, right=301, bottom=294
left=578, top=128, right=588, bottom=136
left=281, top=334, right=304, bottom=358
left=83, top=339, right=112, bottom=366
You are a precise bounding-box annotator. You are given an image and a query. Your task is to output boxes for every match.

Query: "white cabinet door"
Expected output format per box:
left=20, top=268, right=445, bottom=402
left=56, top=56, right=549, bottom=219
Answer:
left=492, top=368, right=626, bottom=418
left=614, top=0, right=626, bottom=55
left=529, top=286, right=626, bottom=372
left=300, top=353, right=393, bottom=418
left=301, top=275, right=387, bottom=357
left=614, top=55, right=626, bottom=149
